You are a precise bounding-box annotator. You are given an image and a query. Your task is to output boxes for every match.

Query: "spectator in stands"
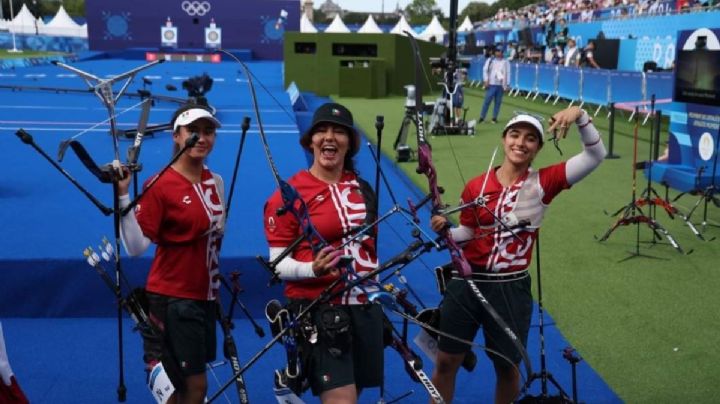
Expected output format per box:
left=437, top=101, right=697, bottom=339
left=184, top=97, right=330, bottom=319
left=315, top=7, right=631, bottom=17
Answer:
left=580, top=3, right=595, bottom=21
left=507, top=42, right=519, bottom=61
left=544, top=18, right=556, bottom=48
left=550, top=47, right=562, bottom=64
left=479, top=46, right=511, bottom=124
left=564, top=38, right=581, bottom=67
left=555, top=18, right=569, bottom=51
left=581, top=40, right=601, bottom=68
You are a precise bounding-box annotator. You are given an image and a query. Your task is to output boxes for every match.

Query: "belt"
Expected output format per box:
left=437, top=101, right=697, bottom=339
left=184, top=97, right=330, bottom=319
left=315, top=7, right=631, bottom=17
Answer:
left=451, top=268, right=529, bottom=283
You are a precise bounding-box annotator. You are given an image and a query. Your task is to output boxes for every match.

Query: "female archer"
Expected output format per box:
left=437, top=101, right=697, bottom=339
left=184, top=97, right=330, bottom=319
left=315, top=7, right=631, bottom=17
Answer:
left=263, top=102, right=384, bottom=403
left=430, top=106, right=605, bottom=403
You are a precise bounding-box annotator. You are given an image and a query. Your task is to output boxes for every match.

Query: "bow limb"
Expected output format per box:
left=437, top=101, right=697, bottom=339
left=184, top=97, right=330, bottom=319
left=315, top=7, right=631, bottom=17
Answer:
left=404, top=33, right=533, bottom=383
left=217, top=49, right=327, bottom=253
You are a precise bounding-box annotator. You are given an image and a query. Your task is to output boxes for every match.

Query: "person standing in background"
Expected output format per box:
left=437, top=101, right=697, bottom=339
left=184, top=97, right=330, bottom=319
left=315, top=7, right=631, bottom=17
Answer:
left=479, top=46, right=511, bottom=124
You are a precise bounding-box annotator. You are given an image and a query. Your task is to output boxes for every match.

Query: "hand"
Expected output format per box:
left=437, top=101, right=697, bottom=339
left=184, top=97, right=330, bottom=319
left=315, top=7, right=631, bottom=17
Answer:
left=430, top=215, right=449, bottom=234
left=312, top=246, right=342, bottom=277
left=117, top=166, right=132, bottom=196
left=482, top=82, right=488, bottom=90
left=548, top=106, right=584, bottom=139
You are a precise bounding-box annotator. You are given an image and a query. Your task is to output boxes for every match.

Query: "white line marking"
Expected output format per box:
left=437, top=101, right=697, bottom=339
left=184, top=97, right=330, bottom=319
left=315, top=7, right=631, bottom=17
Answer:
left=24, top=74, right=47, bottom=78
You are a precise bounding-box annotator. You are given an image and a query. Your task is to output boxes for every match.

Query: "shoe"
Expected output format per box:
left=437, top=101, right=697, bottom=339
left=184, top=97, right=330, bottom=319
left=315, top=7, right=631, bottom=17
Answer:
left=478, top=118, right=485, bottom=123
left=491, top=119, right=498, bottom=124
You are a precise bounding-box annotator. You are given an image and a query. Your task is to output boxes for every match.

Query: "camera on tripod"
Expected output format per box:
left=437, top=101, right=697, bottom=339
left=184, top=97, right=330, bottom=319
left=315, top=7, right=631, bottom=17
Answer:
left=181, top=73, right=214, bottom=107
left=393, top=85, right=435, bottom=162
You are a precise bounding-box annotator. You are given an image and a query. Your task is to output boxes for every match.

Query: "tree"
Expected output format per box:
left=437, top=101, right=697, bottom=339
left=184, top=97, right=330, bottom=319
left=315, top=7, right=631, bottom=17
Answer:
left=460, top=1, right=494, bottom=22
left=404, top=0, right=442, bottom=25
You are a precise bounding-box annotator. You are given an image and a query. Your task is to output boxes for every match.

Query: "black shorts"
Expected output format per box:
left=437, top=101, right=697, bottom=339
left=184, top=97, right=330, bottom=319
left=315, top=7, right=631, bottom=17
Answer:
left=297, top=303, right=384, bottom=396
left=144, top=292, right=217, bottom=377
left=437, top=278, right=532, bottom=367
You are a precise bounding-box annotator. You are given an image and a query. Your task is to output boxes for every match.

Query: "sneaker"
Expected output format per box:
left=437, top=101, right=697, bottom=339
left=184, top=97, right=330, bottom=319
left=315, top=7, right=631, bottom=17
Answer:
left=478, top=118, right=485, bottom=123
left=491, top=119, right=498, bottom=124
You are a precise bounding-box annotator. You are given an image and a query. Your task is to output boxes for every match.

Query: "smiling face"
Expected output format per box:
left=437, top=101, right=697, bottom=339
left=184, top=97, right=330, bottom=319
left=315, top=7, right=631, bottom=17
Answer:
left=173, top=117, right=217, bottom=161
left=309, top=123, right=351, bottom=173
left=502, top=122, right=543, bottom=168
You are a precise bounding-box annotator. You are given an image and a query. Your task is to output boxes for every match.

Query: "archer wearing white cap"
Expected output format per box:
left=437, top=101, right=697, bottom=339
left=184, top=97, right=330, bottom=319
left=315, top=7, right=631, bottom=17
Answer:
left=430, top=106, right=605, bottom=403
left=117, top=103, right=225, bottom=404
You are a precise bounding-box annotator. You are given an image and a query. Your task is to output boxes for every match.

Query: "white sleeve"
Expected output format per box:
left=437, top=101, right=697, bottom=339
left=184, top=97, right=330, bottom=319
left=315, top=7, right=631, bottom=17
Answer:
left=269, top=247, right=316, bottom=280
left=566, top=111, right=606, bottom=185
left=449, top=224, right=474, bottom=243
left=119, top=194, right=152, bottom=256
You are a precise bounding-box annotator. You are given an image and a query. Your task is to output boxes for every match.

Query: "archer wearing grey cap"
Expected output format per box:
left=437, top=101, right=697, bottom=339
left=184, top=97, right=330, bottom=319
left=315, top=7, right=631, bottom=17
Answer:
left=429, top=106, right=606, bottom=403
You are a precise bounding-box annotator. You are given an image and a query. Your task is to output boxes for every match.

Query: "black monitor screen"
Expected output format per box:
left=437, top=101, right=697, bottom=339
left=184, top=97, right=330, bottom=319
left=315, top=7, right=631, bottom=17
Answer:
left=673, top=49, right=720, bottom=106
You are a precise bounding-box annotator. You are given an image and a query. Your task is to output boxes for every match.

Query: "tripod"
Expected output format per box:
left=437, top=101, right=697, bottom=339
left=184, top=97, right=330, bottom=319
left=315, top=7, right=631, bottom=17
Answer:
left=637, top=95, right=704, bottom=240
left=393, top=105, right=420, bottom=162
left=519, top=234, right=572, bottom=404
left=596, top=108, right=688, bottom=260
left=679, top=123, right=720, bottom=234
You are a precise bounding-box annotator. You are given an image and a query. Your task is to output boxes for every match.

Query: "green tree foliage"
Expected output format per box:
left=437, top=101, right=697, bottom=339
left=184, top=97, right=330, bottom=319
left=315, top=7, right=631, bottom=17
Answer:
left=404, top=0, right=443, bottom=25
left=460, top=1, right=495, bottom=22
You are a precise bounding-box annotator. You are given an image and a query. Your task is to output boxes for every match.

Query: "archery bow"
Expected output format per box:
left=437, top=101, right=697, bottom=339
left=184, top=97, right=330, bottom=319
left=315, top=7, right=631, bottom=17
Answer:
left=404, top=32, right=533, bottom=384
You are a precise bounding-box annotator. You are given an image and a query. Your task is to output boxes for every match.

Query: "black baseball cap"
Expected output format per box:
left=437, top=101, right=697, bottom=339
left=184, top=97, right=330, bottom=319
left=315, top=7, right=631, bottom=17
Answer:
left=300, top=103, right=360, bottom=156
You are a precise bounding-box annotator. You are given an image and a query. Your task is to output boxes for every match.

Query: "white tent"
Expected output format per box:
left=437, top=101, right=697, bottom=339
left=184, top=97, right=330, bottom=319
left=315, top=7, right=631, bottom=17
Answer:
left=458, top=16, right=474, bottom=32
left=300, top=14, right=318, bottom=33
left=357, top=15, right=383, bottom=34
left=7, top=4, right=39, bottom=34
left=418, top=15, right=446, bottom=43
left=390, top=15, right=416, bottom=37
left=41, top=5, right=87, bottom=37
left=324, top=14, right=350, bottom=33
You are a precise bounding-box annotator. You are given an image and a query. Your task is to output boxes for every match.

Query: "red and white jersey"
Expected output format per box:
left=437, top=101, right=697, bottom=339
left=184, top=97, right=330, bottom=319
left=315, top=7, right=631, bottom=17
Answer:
left=459, top=163, right=569, bottom=274
left=135, top=166, right=224, bottom=301
left=264, top=170, right=378, bottom=304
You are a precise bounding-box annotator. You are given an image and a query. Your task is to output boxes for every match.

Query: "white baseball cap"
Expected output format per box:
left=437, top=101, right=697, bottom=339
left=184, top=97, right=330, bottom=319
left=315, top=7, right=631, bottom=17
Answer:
left=172, top=107, right=221, bottom=132
left=503, top=114, right=544, bottom=143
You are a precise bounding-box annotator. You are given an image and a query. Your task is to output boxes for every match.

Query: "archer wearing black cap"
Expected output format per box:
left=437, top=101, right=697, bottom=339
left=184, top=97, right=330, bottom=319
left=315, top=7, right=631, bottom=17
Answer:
left=263, top=102, right=383, bottom=402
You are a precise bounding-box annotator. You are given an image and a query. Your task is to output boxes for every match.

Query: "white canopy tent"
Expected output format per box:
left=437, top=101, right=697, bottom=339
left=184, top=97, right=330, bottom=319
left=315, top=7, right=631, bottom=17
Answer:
left=458, top=16, right=474, bottom=32
left=390, top=15, right=416, bottom=37
left=41, top=5, right=86, bottom=37
left=324, top=14, right=351, bottom=33
left=357, top=15, right=383, bottom=34
left=300, top=13, right=318, bottom=33
left=7, top=4, right=42, bottom=35
left=418, top=15, right=446, bottom=43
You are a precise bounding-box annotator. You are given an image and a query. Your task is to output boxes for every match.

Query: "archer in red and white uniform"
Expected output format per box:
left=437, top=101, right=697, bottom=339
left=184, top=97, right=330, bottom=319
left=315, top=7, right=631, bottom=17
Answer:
left=119, top=105, right=224, bottom=404
left=430, top=106, right=605, bottom=403
left=263, top=103, right=383, bottom=403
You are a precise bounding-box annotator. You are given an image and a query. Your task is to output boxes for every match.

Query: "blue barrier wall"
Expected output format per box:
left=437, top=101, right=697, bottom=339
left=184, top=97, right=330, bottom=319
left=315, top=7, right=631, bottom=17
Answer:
left=0, top=33, right=88, bottom=53
left=467, top=60, right=678, bottom=114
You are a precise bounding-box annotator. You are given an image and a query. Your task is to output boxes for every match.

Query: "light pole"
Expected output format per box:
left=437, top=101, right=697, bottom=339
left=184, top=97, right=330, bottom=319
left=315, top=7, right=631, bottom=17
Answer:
left=8, top=0, right=23, bottom=53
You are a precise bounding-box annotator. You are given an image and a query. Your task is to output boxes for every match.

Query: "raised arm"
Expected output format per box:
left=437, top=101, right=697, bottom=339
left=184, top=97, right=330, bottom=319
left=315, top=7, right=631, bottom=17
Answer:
left=548, top=107, right=606, bottom=185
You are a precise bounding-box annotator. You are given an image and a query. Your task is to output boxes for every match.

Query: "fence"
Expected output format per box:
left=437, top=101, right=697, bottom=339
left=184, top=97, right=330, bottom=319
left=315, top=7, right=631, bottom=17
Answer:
left=468, top=57, right=679, bottom=117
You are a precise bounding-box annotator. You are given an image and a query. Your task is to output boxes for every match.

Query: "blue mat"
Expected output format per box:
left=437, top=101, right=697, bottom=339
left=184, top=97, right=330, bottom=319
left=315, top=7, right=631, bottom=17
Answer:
left=0, top=58, right=620, bottom=403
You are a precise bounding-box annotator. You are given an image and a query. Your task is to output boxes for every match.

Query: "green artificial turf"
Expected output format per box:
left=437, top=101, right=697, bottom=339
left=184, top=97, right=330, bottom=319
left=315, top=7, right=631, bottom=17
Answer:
left=335, top=89, right=720, bottom=403
left=0, top=49, right=67, bottom=59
